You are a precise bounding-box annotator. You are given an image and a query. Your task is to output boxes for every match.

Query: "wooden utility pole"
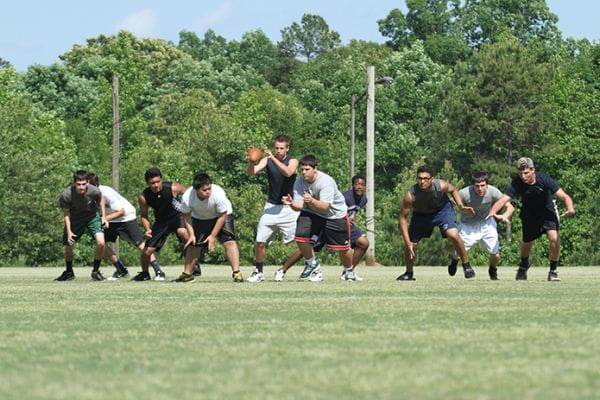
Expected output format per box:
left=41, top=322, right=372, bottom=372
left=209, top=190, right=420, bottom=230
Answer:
left=365, top=66, right=376, bottom=265
left=111, top=75, right=120, bottom=255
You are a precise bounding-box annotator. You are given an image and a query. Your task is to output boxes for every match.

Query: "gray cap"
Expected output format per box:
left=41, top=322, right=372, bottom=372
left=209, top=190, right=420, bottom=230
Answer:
left=517, top=157, right=534, bottom=169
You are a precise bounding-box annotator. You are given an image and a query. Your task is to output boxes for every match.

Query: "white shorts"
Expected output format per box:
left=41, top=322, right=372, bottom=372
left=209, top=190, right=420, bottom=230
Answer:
left=255, top=203, right=299, bottom=244
left=459, top=218, right=499, bottom=255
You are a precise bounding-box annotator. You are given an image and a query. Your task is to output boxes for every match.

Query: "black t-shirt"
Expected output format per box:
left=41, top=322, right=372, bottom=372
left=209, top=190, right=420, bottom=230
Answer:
left=266, top=156, right=296, bottom=204
left=505, top=171, right=560, bottom=219
left=142, top=181, right=181, bottom=222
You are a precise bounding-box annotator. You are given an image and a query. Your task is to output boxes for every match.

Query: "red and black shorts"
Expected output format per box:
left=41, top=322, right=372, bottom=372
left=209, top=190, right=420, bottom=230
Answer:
left=294, top=211, right=350, bottom=251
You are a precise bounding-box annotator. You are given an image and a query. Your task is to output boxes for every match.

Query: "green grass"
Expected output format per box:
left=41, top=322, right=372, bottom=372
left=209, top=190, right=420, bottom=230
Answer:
left=1, top=265, right=599, bottom=400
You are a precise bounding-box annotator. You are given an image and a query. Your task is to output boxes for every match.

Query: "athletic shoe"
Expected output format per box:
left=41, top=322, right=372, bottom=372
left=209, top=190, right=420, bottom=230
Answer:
left=172, top=272, right=194, bottom=283
left=515, top=267, right=528, bottom=281
left=192, top=265, right=202, bottom=277
left=232, top=271, right=244, bottom=282
left=463, top=266, right=476, bottom=279
left=91, top=270, right=106, bottom=281
left=342, top=269, right=357, bottom=281
left=547, top=270, right=561, bottom=282
left=154, top=271, right=166, bottom=281
left=247, top=271, right=265, bottom=282
left=273, top=268, right=285, bottom=282
left=300, top=260, right=320, bottom=280
left=131, top=271, right=151, bottom=281
left=308, top=268, right=323, bottom=282
left=353, top=270, right=364, bottom=281
left=107, top=270, right=129, bottom=281
left=488, top=267, right=499, bottom=280
left=396, top=271, right=415, bottom=281
left=54, top=270, right=75, bottom=281
left=448, top=260, right=458, bottom=276
left=340, top=268, right=348, bottom=280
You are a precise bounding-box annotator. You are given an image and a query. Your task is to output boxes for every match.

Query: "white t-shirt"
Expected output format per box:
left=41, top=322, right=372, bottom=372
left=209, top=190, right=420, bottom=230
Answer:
left=99, top=185, right=136, bottom=222
left=181, top=184, right=232, bottom=220
left=292, top=171, right=347, bottom=219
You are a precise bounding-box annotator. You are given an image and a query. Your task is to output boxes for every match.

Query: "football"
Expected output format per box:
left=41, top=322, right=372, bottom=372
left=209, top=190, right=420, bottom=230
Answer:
left=247, top=146, right=263, bottom=163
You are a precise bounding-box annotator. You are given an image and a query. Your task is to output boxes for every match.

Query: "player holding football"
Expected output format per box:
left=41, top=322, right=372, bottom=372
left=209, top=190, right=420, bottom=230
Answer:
left=54, top=170, right=107, bottom=281
left=487, top=157, right=575, bottom=281
left=447, top=172, right=514, bottom=280
left=246, top=134, right=299, bottom=282
left=398, top=165, right=474, bottom=280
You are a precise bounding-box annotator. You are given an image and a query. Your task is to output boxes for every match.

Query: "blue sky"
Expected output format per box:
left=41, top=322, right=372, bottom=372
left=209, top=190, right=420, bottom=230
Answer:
left=1, top=0, right=598, bottom=71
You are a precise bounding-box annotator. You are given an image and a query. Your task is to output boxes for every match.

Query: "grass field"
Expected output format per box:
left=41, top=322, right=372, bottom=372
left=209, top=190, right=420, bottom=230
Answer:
left=1, top=265, right=599, bottom=400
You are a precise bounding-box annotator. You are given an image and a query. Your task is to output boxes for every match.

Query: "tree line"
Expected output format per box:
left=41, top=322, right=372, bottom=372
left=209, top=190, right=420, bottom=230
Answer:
left=0, top=0, right=598, bottom=267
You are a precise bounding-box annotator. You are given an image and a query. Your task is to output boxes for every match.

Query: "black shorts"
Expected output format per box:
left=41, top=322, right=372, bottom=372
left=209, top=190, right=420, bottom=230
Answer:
left=295, top=211, right=350, bottom=251
left=191, top=215, right=236, bottom=249
left=105, top=220, right=144, bottom=246
left=522, top=213, right=559, bottom=243
left=313, top=225, right=365, bottom=252
left=145, top=214, right=185, bottom=251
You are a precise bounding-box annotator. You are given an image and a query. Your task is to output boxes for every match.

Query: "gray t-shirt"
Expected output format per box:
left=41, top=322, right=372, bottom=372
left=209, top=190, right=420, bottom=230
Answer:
left=57, top=184, right=102, bottom=225
left=292, top=171, right=347, bottom=219
left=459, top=184, right=503, bottom=224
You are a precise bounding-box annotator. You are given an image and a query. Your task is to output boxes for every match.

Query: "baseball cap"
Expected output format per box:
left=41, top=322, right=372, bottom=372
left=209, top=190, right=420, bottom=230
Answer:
left=517, top=157, right=534, bottom=170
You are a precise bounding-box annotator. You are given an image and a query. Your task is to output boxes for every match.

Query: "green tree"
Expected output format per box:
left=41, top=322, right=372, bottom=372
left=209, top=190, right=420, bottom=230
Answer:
left=278, top=14, right=341, bottom=60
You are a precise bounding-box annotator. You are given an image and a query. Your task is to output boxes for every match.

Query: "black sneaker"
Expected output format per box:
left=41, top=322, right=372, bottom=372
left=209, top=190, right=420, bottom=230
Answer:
left=515, top=267, right=528, bottom=280
left=192, top=265, right=202, bottom=277
left=547, top=270, right=561, bottom=282
left=54, top=270, right=75, bottom=281
left=488, top=267, right=499, bottom=280
left=172, top=272, right=194, bottom=283
left=448, top=260, right=458, bottom=276
left=108, top=269, right=129, bottom=281
left=91, top=270, right=106, bottom=281
left=463, top=266, right=476, bottom=279
left=396, top=271, right=415, bottom=281
left=131, top=271, right=151, bottom=281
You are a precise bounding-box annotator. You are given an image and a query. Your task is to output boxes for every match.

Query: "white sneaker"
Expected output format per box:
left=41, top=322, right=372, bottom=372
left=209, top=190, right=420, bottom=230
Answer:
left=154, top=271, right=166, bottom=281
left=273, top=269, right=285, bottom=282
left=353, top=270, right=364, bottom=281
left=340, top=268, right=348, bottom=280
left=342, top=269, right=356, bottom=281
left=308, top=268, right=323, bottom=282
left=247, top=271, right=264, bottom=282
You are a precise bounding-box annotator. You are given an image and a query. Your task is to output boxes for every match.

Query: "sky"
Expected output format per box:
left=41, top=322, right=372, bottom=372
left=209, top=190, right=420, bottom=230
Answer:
left=1, top=0, right=598, bottom=71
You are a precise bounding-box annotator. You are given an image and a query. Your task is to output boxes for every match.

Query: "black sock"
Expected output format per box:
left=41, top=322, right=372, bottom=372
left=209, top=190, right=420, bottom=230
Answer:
left=114, top=260, right=127, bottom=273
left=150, top=260, right=162, bottom=274
left=462, top=262, right=472, bottom=269
left=489, top=265, right=497, bottom=270
left=93, top=259, right=101, bottom=271
left=520, top=257, right=529, bottom=269
left=449, top=258, right=458, bottom=268
left=550, top=260, right=559, bottom=271
left=66, top=260, right=73, bottom=272
left=255, top=261, right=264, bottom=273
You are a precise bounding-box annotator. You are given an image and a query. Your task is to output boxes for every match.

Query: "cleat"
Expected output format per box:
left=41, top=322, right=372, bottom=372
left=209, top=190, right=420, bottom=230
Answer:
left=396, top=271, right=415, bottom=281
left=342, top=269, right=357, bottom=281
left=299, top=260, right=320, bottom=281
left=448, top=260, right=458, bottom=276
left=172, top=272, right=194, bottom=283
left=107, top=270, right=129, bottom=281
left=515, top=267, right=528, bottom=281
left=353, top=270, right=364, bottom=281
left=340, top=268, right=347, bottom=280
left=273, top=268, right=285, bottom=282
left=54, top=270, right=75, bottom=281
left=488, top=267, right=499, bottom=280
left=463, top=266, right=476, bottom=279
left=247, top=271, right=265, bottom=282
left=131, top=271, right=151, bottom=281
left=192, top=265, right=202, bottom=277
left=91, top=270, right=106, bottom=281
left=154, top=271, right=166, bottom=281
left=232, top=271, right=244, bottom=282
left=308, top=269, right=323, bottom=282
left=547, top=270, right=561, bottom=282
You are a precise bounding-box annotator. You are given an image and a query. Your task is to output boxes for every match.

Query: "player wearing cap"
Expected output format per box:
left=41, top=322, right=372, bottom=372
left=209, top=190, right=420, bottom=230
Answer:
left=487, top=157, right=575, bottom=281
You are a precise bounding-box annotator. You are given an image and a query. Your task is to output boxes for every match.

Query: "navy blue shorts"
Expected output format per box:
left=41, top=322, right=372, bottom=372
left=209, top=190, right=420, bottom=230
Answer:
left=408, top=202, right=457, bottom=242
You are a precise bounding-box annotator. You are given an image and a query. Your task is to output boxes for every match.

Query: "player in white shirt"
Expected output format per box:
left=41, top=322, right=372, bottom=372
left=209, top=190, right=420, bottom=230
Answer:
left=172, top=173, right=243, bottom=283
